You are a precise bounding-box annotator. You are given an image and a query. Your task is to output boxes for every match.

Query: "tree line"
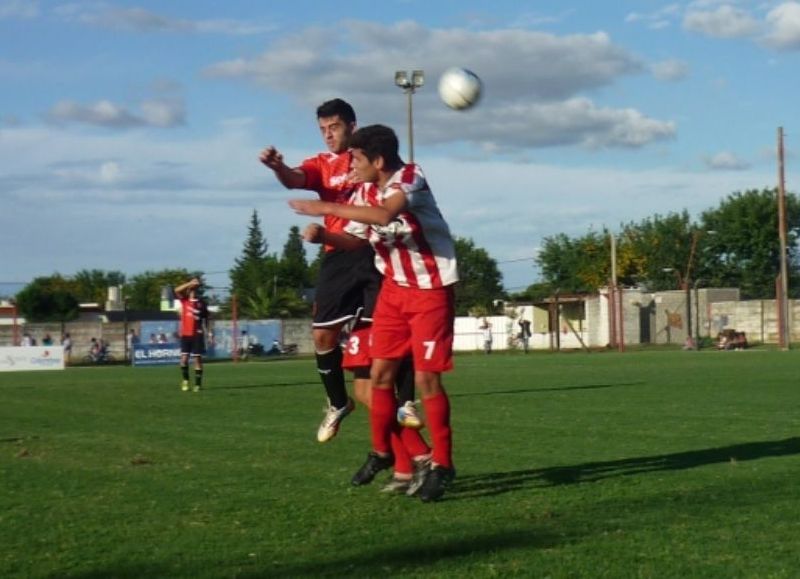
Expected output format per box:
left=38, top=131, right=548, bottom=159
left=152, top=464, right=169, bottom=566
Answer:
left=13, top=209, right=505, bottom=322
left=14, top=187, right=797, bottom=322
left=520, top=188, right=800, bottom=301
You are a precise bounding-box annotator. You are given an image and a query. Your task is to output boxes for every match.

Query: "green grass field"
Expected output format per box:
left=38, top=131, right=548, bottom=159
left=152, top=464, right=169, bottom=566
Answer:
left=2, top=349, right=799, bottom=578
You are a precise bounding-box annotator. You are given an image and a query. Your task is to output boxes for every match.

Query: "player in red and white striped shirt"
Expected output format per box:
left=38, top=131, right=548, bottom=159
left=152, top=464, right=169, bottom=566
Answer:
left=290, top=124, right=458, bottom=502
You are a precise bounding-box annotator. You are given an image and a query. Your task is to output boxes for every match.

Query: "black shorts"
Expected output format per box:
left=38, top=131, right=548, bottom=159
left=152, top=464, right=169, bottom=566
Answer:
left=180, top=335, right=206, bottom=356
left=313, top=246, right=382, bottom=328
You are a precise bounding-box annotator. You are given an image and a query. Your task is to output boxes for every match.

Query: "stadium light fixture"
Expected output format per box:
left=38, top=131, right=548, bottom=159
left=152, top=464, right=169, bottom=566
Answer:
left=394, top=69, right=424, bottom=163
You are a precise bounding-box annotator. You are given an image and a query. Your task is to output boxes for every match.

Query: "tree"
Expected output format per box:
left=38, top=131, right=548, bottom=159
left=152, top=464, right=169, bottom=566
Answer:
left=307, top=245, right=325, bottom=288
left=453, top=237, right=504, bottom=316
left=229, top=210, right=279, bottom=318
left=15, top=276, right=80, bottom=322
left=619, top=211, right=695, bottom=291
left=127, top=269, right=198, bottom=310
left=72, top=269, right=126, bottom=303
left=536, top=229, right=611, bottom=293
left=244, top=286, right=310, bottom=319
left=279, top=225, right=309, bottom=293
left=698, top=188, right=800, bottom=298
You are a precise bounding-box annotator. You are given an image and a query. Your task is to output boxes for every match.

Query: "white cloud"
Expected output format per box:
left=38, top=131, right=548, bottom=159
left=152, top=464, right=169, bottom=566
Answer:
left=3, top=121, right=765, bottom=290
left=651, top=59, right=690, bottom=81
left=683, top=5, right=760, bottom=38
left=703, top=151, right=751, bottom=170
left=419, top=98, right=676, bottom=149
left=624, top=4, right=681, bottom=29
left=46, top=98, right=185, bottom=128
left=206, top=21, right=675, bottom=151
left=54, top=2, right=274, bottom=35
left=0, top=0, right=39, bottom=19
left=763, top=1, right=800, bottom=49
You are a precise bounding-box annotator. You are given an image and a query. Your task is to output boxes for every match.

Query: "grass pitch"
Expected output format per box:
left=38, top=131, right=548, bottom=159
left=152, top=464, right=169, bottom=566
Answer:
left=1, top=349, right=799, bottom=578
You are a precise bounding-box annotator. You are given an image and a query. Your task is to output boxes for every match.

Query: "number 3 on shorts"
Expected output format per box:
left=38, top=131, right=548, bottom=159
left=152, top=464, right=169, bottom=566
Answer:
left=423, top=340, right=436, bottom=360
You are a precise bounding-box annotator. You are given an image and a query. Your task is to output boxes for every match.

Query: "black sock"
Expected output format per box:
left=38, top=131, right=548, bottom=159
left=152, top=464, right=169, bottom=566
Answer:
left=181, top=365, right=189, bottom=381
left=316, top=348, right=348, bottom=409
left=195, top=369, right=203, bottom=386
left=395, top=355, right=415, bottom=404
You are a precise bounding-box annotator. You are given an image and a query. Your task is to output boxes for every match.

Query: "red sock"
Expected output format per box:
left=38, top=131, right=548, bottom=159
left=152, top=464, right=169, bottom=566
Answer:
left=391, top=432, right=413, bottom=476
left=400, top=427, right=431, bottom=459
left=422, top=392, right=452, bottom=468
left=370, top=387, right=396, bottom=455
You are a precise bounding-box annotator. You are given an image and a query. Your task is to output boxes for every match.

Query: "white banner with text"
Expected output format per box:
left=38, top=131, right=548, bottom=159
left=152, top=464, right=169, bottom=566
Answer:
left=0, top=346, right=66, bottom=372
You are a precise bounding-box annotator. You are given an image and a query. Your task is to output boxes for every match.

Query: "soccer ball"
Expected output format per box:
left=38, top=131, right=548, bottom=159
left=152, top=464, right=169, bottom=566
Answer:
left=438, top=67, right=482, bottom=111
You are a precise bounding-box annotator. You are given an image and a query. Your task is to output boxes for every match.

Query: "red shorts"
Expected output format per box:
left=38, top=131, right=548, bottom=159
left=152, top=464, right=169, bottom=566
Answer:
left=341, top=324, right=371, bottom=369
left=370, top=281, right=455, bottom=372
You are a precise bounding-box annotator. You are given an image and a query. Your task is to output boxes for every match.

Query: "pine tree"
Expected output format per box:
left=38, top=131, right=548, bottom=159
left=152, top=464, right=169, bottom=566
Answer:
left=229, top=210, right=277, bottom=317
left=279, top=225, right=309, bottom=292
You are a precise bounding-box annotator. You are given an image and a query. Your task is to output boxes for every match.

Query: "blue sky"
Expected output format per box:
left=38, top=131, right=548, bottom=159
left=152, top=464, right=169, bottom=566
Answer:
left=2, top=0, right=799, bottom=293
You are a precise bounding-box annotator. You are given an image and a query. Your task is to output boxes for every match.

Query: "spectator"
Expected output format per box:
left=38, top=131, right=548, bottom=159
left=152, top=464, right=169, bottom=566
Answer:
left=20, top=332, right=33, bottom=347
left=518, top=319, right=532, bottom=353
left=61, top=332, right=73, bottom=364
left=127, top=329, right=139, bottom=361
left=89, top=338, right=100, bottom=361
left=42, top=333, right=53, bottom=346
left=480, top=319, right=493, bottom=355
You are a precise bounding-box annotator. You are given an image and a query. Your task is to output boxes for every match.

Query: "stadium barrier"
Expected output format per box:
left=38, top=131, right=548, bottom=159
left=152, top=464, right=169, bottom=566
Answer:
left=0, top=346, right=65, bottom=372
left=131, top=343, right=182, bottom=367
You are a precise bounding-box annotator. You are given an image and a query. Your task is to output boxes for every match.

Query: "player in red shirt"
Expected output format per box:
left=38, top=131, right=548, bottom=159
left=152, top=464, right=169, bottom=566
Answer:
left=174, top=277, right=209, bottom=392
left=290, top=125, right=459, bottom=501
left=259, top=100, right=422, bottom=448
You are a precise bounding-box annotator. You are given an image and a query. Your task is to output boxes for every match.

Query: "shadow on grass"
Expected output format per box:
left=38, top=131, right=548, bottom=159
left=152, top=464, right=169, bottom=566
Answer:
left=250, top=528, right=557, bottom=577
left=53, top=565, right=167, bottom=579
left=452, top=437, right=800, bottom=499
left=451, top=381, right=642, bottom=398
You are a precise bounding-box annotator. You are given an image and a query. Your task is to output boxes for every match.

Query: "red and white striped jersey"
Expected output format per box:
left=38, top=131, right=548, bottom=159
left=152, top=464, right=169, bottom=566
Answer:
left=299, top=150, right=356, bottom=251
left=345, top=164, right=458, bottom=289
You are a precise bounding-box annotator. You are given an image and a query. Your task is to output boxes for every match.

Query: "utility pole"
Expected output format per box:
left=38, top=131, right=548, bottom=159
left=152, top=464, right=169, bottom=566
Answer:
left=610, top=232, right=624, bottom=352
left=777, top=127, right=790, bottom=350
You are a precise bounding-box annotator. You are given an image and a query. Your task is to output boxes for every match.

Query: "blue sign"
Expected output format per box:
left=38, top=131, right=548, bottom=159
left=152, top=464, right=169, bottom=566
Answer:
left=132, top=343, right=181, bottom=366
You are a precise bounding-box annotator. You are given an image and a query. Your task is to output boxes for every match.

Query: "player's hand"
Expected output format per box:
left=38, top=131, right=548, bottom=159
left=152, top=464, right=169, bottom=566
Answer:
left=346, top=167, right=363, bottom=186
left=302, top=223, right=325, bottom=244
left=259, top=146, right=284, bottom=170
left=289, top=199, right=328, bottom=216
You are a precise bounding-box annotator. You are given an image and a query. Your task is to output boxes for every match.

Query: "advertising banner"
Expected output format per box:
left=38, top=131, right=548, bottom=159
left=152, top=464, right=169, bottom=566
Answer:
left=0, top=346, right=65, bottom=372
left=132, top=343, right=182, bottom=367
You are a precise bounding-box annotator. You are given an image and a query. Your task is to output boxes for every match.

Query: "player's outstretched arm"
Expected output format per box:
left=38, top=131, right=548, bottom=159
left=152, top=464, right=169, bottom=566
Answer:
left=289, top=193, right=406, bottom=226
left=259, top=146, right=305, bottom=189
left=302, top=223, right=366, bottom=251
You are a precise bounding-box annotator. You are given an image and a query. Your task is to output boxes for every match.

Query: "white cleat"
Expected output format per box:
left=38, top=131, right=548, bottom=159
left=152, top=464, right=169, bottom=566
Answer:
left=397, top=401, right=424, bottom=430
left=317, top=397, right=355, bottom=443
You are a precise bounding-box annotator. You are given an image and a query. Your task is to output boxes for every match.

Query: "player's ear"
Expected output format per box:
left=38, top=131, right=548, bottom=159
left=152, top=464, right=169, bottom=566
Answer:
left=374, top=155, right=386, bottom=171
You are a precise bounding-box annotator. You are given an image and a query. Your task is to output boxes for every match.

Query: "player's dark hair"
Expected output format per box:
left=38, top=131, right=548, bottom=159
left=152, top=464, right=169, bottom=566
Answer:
left=349, top=124, right=402, bottom=166
left=316, top=99, right=356, bottom=124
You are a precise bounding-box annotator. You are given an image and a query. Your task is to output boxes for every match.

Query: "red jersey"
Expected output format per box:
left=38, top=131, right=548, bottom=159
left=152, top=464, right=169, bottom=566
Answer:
left=345, top=164, right=459, bottom=289
left=179, top=297, right=207, bottom=337
left=299, top=150, right=356, bottom=251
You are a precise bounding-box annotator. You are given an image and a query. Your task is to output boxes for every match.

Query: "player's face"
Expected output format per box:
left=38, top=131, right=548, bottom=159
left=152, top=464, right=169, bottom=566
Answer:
left=351, top=148, right=379, bottom=183
left=318, top=115, right=354, bottom=154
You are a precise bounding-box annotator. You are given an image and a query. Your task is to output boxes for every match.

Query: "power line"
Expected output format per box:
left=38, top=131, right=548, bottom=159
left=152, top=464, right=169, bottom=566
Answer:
left=496, top=257, right=537, bottom=264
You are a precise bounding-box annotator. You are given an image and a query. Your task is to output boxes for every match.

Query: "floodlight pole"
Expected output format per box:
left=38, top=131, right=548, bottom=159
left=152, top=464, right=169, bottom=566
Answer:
left=395, top=70, right=424, bottom=163
left=777, top=127, right=790, bottom=350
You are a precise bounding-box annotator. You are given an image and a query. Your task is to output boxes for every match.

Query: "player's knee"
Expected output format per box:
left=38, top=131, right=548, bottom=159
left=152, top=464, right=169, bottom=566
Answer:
left=416, top=371, right=443, bottom=398
left=312, top=327, right=340, bottom=351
